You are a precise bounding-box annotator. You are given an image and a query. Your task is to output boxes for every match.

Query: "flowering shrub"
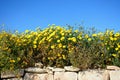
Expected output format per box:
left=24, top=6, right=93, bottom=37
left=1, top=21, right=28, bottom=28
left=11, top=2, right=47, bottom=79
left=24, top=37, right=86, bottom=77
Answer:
left=0, top=25, right=120, bottom=71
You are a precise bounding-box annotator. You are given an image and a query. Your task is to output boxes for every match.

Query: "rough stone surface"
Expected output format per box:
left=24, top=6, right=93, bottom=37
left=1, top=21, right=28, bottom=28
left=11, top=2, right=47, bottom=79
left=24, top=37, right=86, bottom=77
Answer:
left=54, top=72, right=77, bottom=80
left=107, top=66, right=120, bottom=70
left=52, top=68, right=65, bottom=72
left=64, top=66, right=80, bottom=72
left=24, top=73, right=53, bottom=80
left=1, top=69, right=24, bottom=78
left=109, top=71, right=120, bottom=80
left=103, top=70, right=110, bottom=80
left=78, top=70, right=104, bottom=80
left=25, top=67, right=47, bottom=73
left=2, top=78, right=23, bottom=80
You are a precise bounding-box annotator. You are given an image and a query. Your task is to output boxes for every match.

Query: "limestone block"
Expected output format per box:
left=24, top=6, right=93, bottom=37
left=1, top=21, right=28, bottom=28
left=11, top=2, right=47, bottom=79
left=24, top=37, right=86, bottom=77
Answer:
left=24, top=73, right=53, bottom=80
left=64, top=66, right=80, bottom=72
left=109, top=70, right=120, bottom=80
left=103, top=70, right=110, bottom=80
left=1, top=69, right=24, bottom=79
left=78, top=70, right=104, bottom=80
left=107, top=66, right=120, bottom=70
left=25, top=67, right=47, bottom=73
left=2, top=78, right=23, bottom=80
left=54, top=72, right=77, bottom=80
left=52, top=68, right=65, bottom=72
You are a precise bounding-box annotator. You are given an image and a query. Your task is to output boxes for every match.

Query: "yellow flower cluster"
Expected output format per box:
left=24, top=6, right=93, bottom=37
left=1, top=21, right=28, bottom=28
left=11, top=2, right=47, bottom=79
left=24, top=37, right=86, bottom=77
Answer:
left=0, top=25, right=120, bottom=70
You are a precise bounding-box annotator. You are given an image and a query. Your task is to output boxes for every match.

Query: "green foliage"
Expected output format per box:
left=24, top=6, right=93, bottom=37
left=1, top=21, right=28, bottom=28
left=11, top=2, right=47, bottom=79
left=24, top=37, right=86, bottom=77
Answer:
left=0, top=25, right=120, bottom=72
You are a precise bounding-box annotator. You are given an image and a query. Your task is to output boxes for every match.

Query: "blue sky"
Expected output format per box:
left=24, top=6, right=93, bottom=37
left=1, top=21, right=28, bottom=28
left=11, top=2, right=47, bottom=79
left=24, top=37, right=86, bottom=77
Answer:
left=0, top=0, right=120, bottom=32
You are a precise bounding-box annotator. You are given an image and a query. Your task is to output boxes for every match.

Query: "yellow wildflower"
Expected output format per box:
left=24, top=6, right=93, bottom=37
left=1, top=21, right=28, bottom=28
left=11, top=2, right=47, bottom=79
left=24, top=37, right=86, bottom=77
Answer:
left=117, top=44, right=120, bottom=48
left=71, top=37, right=76, bottom=42
left=57, top=40, right=60, bottom=43
left=115, top=33, right=119, bottom=37
left=110, top=37, right=114, bottom=41
left=33, top=45, right=37, bottom=48
left=33, top=40, right=37, bottom=44
left=51, top=45, right=55, bottom=49
left=62, top=55, right=66, bottom=59
left=17, top=57, right=21, bottom=61
left=61, top=33, right=65, bottom=36
left=60, top=37, right=65, bottom=41
left=48, top=57, right=50, bottom=60
left=92, top=34, right=97, bottom=37
left=10, top=59, right=15, bottom=63
left=113, top=37, right=117, bottom=41
left=88, top=38, right=92, bottom=41
left=112, top=54, right=117, bottom=57
left=74, top=30, right=78, bottom=33
left=58, top=43, right=62, bottom=48
left=110, top=31, right=113, bottom=36
left=115, top=47, right=119, bottom=51
left=78, top=36, right=82, bottom=40
left=85, top=34, right=89, bottom=38
left=55, top=35, right=59, bottom=38
left=57, top=53, right=61, bottom=57
left=25, top=30, right=29, bottom=33
left=63, top=45, right=66, bottom=48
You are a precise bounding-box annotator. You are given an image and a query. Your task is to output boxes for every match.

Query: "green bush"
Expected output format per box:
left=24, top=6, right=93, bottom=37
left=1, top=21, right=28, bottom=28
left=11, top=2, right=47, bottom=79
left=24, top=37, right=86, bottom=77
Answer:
left=0, top=25, right=120, bottom=72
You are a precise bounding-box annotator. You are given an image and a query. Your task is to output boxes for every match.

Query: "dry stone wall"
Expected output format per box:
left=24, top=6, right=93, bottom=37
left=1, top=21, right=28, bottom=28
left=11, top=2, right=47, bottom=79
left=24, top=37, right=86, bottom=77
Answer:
left=1, top=66, right=120, bottom=80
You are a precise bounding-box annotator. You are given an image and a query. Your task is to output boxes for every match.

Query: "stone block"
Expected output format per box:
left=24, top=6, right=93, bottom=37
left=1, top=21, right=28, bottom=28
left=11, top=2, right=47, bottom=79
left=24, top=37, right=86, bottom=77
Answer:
left=107, top=66, right=120, bottom=70
left=54, top=72, right=77, bottom=80
left=109, top=70, right=120, bottom=80
left=24, top=73, right=53, bottom=80
left=25, top=67, right=47, bottom=73
left=1, top=69, right=24, bottom=79
left=78, top=70, right=104, bottom=80
left=64, top=66, right=80, bottom=72
left=2, top=78, right=23, bottom=80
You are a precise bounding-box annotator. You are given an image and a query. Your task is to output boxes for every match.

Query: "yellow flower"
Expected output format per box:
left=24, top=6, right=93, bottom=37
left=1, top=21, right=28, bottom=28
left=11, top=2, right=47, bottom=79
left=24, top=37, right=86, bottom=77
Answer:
left=48, top=38, right=52, bottom=42
left=110, top=31, right=114, bottom=36
left=61, top=33, right=65, bottom=36
left=25, top=30, right=29, bottom=33
left=62, top=55, right=66, bottom=59
left=33, top=45, right=37, bottom=48
left=63, top=45, right=66, bottom=48
left=88, top=38, right=92, bottom=41
left=17, top=57, right=21, bottom=61
left=10, top=59, right=15, bottom=63
left=57, top=40, right=60, bottom=43
left=48, top=57, right=50, bottom=60
left=71, top=37, right=76, bottom=42
left=55, top=35, right=59, bottom=38
left=78, top=36, right=82, bottom=40
left=60, top=37, right=65, bottom=41
left=115, top=33, right=119, bottom=37
left=85, top=34, right=89, bottom=38
left=112, top=54, right=117, bottom=57
left=57, top=53, right=61, bottom=57
left=51, top=45, right=55, bottom=49
left=117, top=44, right=120, bottom=48
left=115, top=47, right=119, bottom=51
left=58, top=43, right=62, bottom=48
left=33, top=40, right=37, bottom=44
left=113, top=38, right=117, bottom=41
left=74, top=30, right=78, bottom=33
left=110, top=37, right=114, bottom=41
left=92, top=34, right=97, bottom=37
